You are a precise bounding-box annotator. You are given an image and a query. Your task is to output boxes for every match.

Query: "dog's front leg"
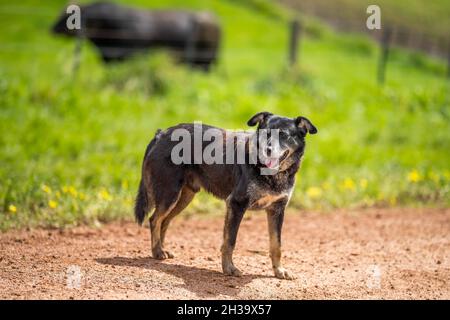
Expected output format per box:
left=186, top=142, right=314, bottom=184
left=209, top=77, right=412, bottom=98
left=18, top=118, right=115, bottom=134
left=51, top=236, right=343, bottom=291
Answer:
left=221, top=195, right=248, bottom=277
left=266, top=201, right=295, bottom=280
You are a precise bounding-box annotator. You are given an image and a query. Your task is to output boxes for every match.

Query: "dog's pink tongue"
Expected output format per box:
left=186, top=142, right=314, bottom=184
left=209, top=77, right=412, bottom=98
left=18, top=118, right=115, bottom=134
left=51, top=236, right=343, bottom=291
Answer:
left=265, top=158, right=278, bottom=169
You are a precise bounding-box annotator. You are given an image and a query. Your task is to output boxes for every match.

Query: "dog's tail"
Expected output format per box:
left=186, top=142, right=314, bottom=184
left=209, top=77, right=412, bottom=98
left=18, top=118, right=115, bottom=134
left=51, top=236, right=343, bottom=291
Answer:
left=134, top=180, right=150, bottom=225
left=134, top=129, right=162, bottom=225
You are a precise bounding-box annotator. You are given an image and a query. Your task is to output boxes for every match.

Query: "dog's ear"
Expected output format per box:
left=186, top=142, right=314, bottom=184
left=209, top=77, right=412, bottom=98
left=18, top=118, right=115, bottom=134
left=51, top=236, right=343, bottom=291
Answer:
left=247, top=112, right=273, bottom=127
left=295, top=116, right=317, bottom=134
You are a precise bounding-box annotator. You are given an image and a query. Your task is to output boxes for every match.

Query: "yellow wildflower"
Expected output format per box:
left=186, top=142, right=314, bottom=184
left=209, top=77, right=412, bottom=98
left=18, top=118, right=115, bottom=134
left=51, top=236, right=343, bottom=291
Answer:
left=341, top=178, right=355, bottom=191
left=41, top=184, right=52, bottom=194
left=62, top=186, right=69, bottom=193
left=307, top=186, right=322, bottom=199
left=79, top=192, right=86, bottom=200
left=121, top=180, right=129, bottom=190
left=8, top=204, right=17, bottom=213
left=68, top=186, right=78, bottom=198
left=48, top=200, right=58, bottom=209
left=407, top=170, right=421, bottom=183
left=98, top=189, right=112, bottom=201
left=55, top=191, right=61, bottom=199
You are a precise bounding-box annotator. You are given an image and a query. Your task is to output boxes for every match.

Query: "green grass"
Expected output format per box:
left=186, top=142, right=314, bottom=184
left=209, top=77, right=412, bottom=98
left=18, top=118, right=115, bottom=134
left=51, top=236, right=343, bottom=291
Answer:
left=0, top=0, right=449, bottom=230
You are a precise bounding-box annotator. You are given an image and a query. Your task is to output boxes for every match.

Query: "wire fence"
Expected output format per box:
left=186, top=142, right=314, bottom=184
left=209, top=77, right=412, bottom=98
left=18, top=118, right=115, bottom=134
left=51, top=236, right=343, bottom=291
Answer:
left=278, top=0, right=450, bottom=58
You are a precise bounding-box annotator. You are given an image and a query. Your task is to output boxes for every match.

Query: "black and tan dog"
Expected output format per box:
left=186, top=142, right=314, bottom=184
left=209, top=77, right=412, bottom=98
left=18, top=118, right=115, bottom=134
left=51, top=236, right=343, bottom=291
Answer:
left=134, top=112, right=317, bottom=279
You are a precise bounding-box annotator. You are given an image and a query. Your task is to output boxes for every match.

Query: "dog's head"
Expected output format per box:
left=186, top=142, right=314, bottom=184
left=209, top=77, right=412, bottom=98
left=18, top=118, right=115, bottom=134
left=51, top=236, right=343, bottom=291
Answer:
left=247, top=112, right=317, bottom=171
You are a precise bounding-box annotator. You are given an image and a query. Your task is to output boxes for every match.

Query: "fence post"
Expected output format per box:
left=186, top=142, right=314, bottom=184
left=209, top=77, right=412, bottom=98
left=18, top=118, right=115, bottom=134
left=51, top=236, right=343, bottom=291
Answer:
left=72, top=36, right=83, bottom=75
left=72, top=8, right=84, bottom=75
left=377, top=26, right=392, bottom=85
left=288, top=19, right=301, bottom=67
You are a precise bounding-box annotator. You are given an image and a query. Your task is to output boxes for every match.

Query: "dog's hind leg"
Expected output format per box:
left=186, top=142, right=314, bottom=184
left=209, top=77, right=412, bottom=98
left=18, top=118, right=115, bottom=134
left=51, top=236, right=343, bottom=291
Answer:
left=160, top=186, right=197, bottom=255
left=149, top=187, right=183, bottom=260
left=266, top=200, right=294, bottom=280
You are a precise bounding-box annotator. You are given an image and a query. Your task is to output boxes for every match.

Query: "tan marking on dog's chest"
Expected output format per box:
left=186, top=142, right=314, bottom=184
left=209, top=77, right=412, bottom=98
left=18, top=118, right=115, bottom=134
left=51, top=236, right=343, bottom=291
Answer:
left=251, top=194, right=287, bottom=209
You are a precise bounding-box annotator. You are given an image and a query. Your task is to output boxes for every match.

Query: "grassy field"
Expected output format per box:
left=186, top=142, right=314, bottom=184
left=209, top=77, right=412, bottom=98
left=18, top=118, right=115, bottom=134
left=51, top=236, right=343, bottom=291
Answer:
left=0, top=0, right=449, bottom=230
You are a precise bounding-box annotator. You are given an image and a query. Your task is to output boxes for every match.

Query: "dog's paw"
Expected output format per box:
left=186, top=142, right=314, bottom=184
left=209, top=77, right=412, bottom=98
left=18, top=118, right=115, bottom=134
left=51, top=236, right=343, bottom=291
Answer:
left=274, top=267, right=295, bottom=280
left=223, top=264, right=242, bottom=277
left=152, top=248, right=173, bottom=260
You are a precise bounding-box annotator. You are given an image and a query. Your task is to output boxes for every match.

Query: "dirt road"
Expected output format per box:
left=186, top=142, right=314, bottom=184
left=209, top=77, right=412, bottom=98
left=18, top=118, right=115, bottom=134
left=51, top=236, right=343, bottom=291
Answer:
left=1, top=208, right=449, bottom=299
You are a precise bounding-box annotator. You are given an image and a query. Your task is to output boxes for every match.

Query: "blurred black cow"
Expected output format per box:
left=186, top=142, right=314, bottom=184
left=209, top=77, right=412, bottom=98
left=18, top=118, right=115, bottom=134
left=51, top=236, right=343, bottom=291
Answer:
left=52, top=2, right=221, bottom=69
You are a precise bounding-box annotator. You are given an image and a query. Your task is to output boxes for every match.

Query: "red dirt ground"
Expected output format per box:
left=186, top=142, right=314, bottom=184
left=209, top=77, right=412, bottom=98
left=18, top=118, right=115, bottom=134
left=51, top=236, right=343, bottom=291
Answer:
left=0, top=208, right=449, bottom=299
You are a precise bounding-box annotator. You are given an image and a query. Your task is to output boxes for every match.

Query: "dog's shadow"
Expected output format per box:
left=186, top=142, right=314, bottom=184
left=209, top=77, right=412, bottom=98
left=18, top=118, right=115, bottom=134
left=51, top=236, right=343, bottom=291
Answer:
left=96, top=256, right=270, bottom=298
